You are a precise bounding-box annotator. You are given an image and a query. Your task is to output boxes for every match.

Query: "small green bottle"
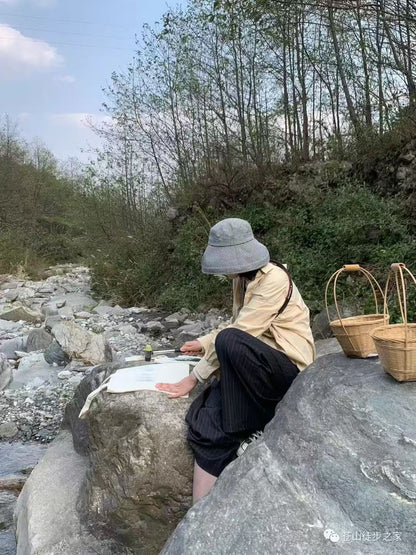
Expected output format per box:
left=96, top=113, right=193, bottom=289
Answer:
left=144, top=344, right=153, bottom=362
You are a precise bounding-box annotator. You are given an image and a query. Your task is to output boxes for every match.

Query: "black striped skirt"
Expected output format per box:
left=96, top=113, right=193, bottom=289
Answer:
left=186, top=328, right=299, bottom=477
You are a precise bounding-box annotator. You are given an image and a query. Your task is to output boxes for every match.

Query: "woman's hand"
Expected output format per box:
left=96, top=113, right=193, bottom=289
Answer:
left=180, top=340, right=203, bottom=355
left=155, top=374, right=198, bottom=399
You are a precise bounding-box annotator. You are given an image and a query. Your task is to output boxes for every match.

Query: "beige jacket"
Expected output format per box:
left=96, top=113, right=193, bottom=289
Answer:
left=192, top=263, right=316, bottom=382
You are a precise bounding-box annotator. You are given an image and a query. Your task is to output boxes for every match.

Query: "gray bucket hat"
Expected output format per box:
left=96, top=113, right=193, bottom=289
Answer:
left=201, top=218, right=270, bottom=275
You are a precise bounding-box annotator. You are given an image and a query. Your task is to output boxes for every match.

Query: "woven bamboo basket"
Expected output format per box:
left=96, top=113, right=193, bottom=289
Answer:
left=325, top=264, right=388, bottom=358
left=371, top=263, right=416, bottom=382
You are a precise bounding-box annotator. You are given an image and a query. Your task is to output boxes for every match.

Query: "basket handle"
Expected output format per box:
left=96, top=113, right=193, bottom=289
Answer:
left=325, top=264, right=386, bottom=352
left=384, top=263, right=416, bottom=347
left=343, top=264, right=361, bottom=272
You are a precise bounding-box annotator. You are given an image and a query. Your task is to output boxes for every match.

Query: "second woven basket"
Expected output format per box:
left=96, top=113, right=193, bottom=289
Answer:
left=325, top=264, right=389, bottom=358
left=372, top=263, right=416, bottom=382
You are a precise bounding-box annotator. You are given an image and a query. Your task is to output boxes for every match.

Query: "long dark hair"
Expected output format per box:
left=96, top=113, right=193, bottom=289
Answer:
left=238, top=268, right=262, bottom=281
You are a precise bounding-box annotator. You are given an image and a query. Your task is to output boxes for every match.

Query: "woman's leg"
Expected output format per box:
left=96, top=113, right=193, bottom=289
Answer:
left=186, top=328, right=298, bottom=496
left=215, top=328, right=299, bottom=434
left=192, top=461, right=217, bottom=504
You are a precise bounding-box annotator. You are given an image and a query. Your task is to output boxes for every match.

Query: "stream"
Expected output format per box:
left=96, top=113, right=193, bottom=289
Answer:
left=0, top=442, right=46, bottom=554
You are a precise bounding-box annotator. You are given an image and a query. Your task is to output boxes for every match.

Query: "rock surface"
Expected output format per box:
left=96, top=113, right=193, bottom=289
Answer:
left=14, top=430, right=131, bottom=555
left=312, top=304, right=357, bottom=340
left=0, top=337, right=27, bottom=360
left=0, top=304, right=43, bottom=324
left=163, top=354, right=416, bottom=554
left=69, top=361, right=199, bottom=554
left=8, top=353, right=59, bottom=390
left=26, top=329, right=53, bottom=353
left=43, top=340, right=70, bottom=366
left=52, top=321, right=113, bottom=365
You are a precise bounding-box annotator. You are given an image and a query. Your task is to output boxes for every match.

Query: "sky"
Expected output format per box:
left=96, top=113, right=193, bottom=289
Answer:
left=0, top=0, right=185, bottom=162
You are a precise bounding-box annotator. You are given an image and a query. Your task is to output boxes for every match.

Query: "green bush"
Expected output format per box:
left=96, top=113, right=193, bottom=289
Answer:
left=89, top=179, right=416, bottom=319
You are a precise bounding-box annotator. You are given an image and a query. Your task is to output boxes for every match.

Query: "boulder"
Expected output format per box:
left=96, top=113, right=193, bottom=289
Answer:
left=92, top=300, right=113, bottom=316
left=312, top=304, right=356, bottom=340
left=26, top=328, right=54, bottom=352
left=0, top=422, right=18, bottom=439
left=0, top=337, right=27, bottom=359
left=44, top=315, right=62, bottom=332
left=175, top=322, right=205, bottom=342
left=162, top=354, right=416, bottom=554
left=63, top=360, right=201, bottom=553
left=108, top=305, right=126, bottom=317
left=43, top=341, right=70, bottom=366
left=143, top=320, right=165, bottom=334
left=9, top=353, right=59, bottom=390
left=0, top=303, right=43, bottom=324
left=14, top=430, right=130, bottom=555
left=164, top=312, right=190, bottom=331
left=0, top=280, right=21, bottom=291
left=52, top=321, right=113, bottom=365
left=4, top=290, right=18, bottom=302
left=41, top=304, right=59, bottom=317
left=82, top=382, right=195, bottom=553
left=0, top=354, right=12, bottom=390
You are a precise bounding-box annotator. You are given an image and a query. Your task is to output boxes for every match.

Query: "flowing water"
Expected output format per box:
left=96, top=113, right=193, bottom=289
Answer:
left=0, top=442, right=46, bottom=554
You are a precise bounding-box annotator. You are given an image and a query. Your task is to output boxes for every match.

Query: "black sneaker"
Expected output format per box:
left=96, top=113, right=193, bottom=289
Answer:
left=237, top=431, right=263, bottom=456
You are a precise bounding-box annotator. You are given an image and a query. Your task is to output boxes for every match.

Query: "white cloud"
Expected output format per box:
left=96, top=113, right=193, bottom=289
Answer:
left=55, top=74, right=76, bottom=84
left=0, top=24, right=63, bottom=78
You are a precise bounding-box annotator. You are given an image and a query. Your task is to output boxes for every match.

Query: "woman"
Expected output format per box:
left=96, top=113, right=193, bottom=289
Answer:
left=156, top=218, right=315, bottom=503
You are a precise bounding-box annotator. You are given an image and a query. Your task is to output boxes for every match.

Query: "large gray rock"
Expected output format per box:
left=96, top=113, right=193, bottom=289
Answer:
left=63, top=360, right=146, bottom=456
left=163, top=354, right=416, bottom=554
left=52, top=321, right=112, bottom=365
left=14, top=430, right=130, bottom=555
left=43, top=341, right=70, bottom=366
left=0, top=337, right=27, bottom=360
left=164, top=312, right=189, bottom=330
left=92, top=300, right=113, bottom=316
left=175, top=322, right=205, bottom=342
left=9, top=353, right=59, bottom=390
left=0, top=354, right=12, bottom=390
left=0, top=304, right=43, bottom=324
left=312, top=304, right=357, bottom=340
left=26, top=329, right=53, bottom=352
left=143, top=320, right=165, bottom=334
left=74, top=362, right=199, bottom=553
left=0, top=422, right=18, bottom=439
